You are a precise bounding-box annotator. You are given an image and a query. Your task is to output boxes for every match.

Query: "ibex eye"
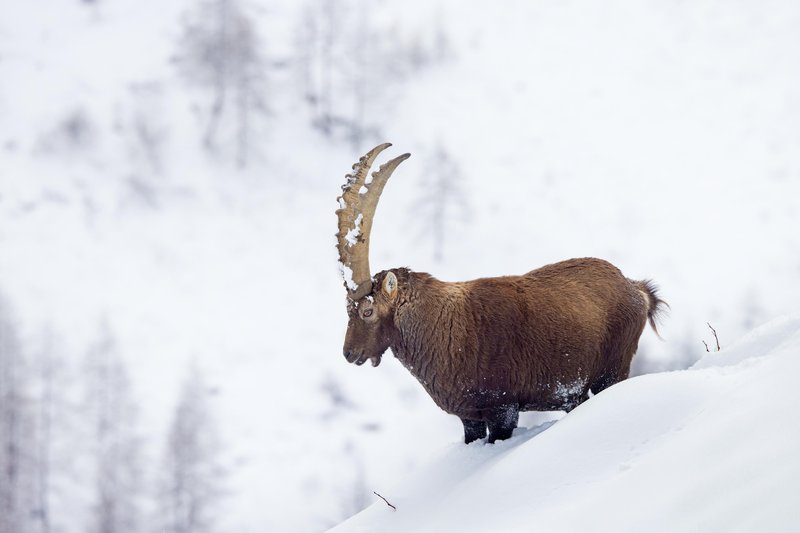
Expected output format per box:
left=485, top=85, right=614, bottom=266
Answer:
left=363, top=309, right=373, bottom=318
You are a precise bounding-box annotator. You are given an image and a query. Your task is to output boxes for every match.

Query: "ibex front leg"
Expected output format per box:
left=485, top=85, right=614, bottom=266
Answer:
left=461, top=418, right=487, bottom=444
left=487, top=405, right=519, bottom=443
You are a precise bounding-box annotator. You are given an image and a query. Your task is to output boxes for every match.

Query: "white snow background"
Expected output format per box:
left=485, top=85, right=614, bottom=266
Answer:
left=1, top=0, right=798, bottom=531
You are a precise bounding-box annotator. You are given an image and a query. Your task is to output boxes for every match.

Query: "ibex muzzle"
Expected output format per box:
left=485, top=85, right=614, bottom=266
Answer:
left=335, top=144, right=667, bottom=444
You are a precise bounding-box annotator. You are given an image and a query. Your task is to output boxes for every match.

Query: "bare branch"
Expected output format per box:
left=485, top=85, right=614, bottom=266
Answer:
left=706, top=322, right=721, bottom=351
left=372, top=491, right=396, bottom=511
left=702, top=340, right=710, bottom=353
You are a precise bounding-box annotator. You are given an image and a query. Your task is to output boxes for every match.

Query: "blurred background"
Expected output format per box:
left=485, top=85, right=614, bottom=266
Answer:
left=1, top=0, right=798, bottom=531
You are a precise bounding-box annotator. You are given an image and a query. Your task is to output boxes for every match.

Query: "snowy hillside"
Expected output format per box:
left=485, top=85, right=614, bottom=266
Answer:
left=332, top=316, right=800, bottom=533
left=1, top=0, right=799, bottom=531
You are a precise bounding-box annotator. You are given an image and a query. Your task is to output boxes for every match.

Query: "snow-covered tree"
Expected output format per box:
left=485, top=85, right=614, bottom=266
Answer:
left=159, top=363, right=225, bottom=533
left=294, top=0, right=341, bottom=138
left=412, top=141, right=471, bottom=262
left=125, top=82, right=168, bottom=176
left=83, top=320, right=144, bottom=533
left=339, top=441, right=369, bottom=522
left=176, top=0, right=270, bottom=168
left=295, top=0, right=452, bottom=149
left=30, top=325, right=59, bottom=533
left=0, top=294, right=35, bottom=533
left=0, top=295, right=29, bottom=533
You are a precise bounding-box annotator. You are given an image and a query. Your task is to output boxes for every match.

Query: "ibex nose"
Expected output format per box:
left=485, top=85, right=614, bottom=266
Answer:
left=344, top=350, right=353, bottom=361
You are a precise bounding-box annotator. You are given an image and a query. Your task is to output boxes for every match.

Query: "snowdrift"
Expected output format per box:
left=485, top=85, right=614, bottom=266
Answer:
left=331, top=316, right=800, bottom=533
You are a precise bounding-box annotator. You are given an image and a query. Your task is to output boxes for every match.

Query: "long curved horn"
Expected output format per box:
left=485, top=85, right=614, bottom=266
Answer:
left=336, top=143, right=410, bottom=300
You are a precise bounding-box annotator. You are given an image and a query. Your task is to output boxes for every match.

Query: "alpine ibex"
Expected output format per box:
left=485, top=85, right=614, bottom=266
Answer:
left=336, top=143, right=666, bottom=444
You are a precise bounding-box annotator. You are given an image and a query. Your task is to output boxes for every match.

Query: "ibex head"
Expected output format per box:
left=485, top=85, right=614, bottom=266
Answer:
left=335, top=143, right=410, bottom=367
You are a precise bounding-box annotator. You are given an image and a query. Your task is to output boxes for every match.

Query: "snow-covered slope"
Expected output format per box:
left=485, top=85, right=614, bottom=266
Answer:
left=332, top=316, right=800, bottom=533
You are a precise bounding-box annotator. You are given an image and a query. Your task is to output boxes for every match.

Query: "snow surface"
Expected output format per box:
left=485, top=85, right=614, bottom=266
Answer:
left=1, top=0, right=799, bottom=531
left=331, top=316, right=800, bottom=533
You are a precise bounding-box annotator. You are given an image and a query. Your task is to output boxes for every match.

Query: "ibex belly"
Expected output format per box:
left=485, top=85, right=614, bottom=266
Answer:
left=412, top=349, right=598, bottom=421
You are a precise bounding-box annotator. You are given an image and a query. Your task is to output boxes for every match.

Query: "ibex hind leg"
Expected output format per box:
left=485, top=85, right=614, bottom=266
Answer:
left=462, top=418, right=487, bottom=444
left=589, top=361, right=631, bottom=396
left=563, top=391, right=591, bottom=413
left=590, top=334, right=637, bottom=396
left=487, top=405, right=519, bottom=443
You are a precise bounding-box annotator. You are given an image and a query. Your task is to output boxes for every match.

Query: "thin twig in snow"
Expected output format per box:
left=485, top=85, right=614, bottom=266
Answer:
left=373, top=491, right=397, bottom=511
left=707, top=322, right=721, bottom=351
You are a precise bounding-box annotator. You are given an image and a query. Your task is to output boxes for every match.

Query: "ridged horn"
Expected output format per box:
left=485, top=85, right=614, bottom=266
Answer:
left=335, top=143, right=410, bottom=300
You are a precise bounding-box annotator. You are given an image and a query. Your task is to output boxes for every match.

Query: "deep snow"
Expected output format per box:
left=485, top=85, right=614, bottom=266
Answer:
left=332, top=316, right=800, bottom=533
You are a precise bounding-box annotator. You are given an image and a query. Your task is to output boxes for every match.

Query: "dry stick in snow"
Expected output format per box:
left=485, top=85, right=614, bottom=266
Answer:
left=373, top=491, right=396, bottom=511
left=702, top=340, right=710, bottom=353
left=707, top=322, right=721, bottom=351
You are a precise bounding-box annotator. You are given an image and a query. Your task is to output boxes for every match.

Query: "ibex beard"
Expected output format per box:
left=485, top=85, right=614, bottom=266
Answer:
left=336, top=143, right=667, bottom=444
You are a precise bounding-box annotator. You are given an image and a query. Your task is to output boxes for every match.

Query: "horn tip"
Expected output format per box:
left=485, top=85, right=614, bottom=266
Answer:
left=365, top=142, right=392, bottom=157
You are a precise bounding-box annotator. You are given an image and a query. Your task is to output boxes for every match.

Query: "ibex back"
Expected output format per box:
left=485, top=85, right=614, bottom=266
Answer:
left=336, top=143, right=666, bottom=444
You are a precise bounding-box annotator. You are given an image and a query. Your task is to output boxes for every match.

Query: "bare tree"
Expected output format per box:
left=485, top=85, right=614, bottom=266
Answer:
left=125, top=82, right=168, bottom=176
left=340, top=441, right=369, bottom=521
left=176, top=0, right=269, bottom=168
left=159, top=363, right=225, bottom=533
left=29, top=325, right=79, bottom=533
left=30, top=326, right=59, bottom=533
left=0, top=294, right=35, bottom=533
left=296, top=0, right=381, bottom=147
left=411, top=141, right=471, bottom=262
left=295, top=0, right=452, bottom=148
left=0, top=306, right=83, bottom=533
left=295, top=0, right=341, bottom=137
left=84, top=319, right=144, bottom=533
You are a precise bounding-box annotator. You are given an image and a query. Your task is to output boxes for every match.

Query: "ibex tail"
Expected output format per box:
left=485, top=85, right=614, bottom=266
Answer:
left=637, top=279, right=669, bottom=338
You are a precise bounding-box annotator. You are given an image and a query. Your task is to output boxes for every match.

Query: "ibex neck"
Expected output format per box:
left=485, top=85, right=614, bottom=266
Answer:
left=390, top=273, right=470, bottom=411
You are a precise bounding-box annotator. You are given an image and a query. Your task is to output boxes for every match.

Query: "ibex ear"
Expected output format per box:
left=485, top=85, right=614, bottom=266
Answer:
left=382, top=271, right=398, bottom=298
